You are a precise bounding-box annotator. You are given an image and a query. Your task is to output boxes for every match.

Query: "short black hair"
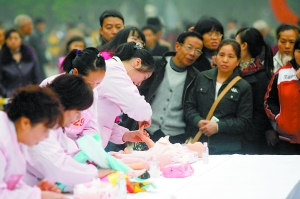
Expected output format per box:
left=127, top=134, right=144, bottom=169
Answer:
left=293, top=36, right=300, bottom=53
left=177, top=31, right=203, bottom=43
left=34, top=17, right=45, bottom=26
left=47, top=74, right=93, bottom=111
left=142, top=25, right=158, bottom=34
left=146, top=17, right=163, bottom=30
left=216, top=39, right=241, bottom=60
left=65, top=36, right=86, bottom=55
left=99, top=9, right=124, bottom=27
left=99, top=26, right=146, bottom=54
left=6, top=85, right=62, bottom=128
left=4, top=28, right=19, bottom=41
left=276, top=24, right=299, bottom=40
left=194, top=16, right=224, bottom=36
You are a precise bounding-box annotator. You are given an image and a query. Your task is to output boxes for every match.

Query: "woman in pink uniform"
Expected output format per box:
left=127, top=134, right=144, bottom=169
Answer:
left=40, top=47, right=106, bottom=140
left=97, top=42, right=155, bottom=149
left=0, top=85, right=66, bottom=199
left=25, top=75, right=115, bottom=192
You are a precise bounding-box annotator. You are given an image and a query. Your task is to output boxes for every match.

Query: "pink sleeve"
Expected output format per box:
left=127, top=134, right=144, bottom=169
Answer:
left=109, top=123, right=128, bottom=144
left=82, top=89, right=100, bottom=136
left=58, top=56, right=65, bottom=73
left=0, top=151, right=41, bottom=199
left=66, top=90, right=99, bottom=139
left=102, top=64, right=152, bottom=121
left=27, top=134, right=98, bottom=187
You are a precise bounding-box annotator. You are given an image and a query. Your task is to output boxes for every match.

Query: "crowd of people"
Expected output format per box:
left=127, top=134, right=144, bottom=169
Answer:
left=0, top=8, right=300, bottom=198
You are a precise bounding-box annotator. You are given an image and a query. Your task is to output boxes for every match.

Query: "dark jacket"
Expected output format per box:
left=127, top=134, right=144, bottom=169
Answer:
left=185, top=67, right=253, bottom=154
left=29, top=30, right=48, bottom=79
left=146, top=42, right=169, bottom=56
left=0, top=45, right=42, bottom=97
left=240, top=60, right=272, bottom=153
left=121, top=52, right=199, bottom=140
left=29, top=30, right=48, bottom=66
left=193, top=51, right=213, bottom=72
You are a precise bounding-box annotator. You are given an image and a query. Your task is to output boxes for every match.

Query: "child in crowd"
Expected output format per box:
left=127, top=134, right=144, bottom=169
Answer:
left=58, top=36, right=86, bottom=73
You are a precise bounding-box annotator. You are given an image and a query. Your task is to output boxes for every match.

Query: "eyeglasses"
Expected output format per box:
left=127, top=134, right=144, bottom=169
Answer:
left=205, top=32, right=223, bottom=38
left=180, top=43, right=203, bottom=56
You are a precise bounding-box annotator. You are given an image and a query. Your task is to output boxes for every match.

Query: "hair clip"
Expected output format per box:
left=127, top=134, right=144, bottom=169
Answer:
left=97, top=53, right=102, bottom=58
left=68, top=69, right=74, bottom=74
left=134, top=42, right=144, bottom=50
left=76, top=49, right=82, bottom=55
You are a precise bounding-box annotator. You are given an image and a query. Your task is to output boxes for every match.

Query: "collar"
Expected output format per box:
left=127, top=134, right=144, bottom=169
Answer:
left=240, top=58, right=255, bottom=71
left=203, top=67, right=240, bottom=84
left=112, top=56, right=122, bottom=63
left=170, top=57, right=187, bottom=72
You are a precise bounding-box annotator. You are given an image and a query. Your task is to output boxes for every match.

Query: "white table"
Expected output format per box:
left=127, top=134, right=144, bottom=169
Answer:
left=65, top=155, right=300, bottom=199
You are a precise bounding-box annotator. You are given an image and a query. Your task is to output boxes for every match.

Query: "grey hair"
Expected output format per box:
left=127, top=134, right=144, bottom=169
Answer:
left=14, top=14, right=32, bottom=28
left=252, top=20, right=268, bottom=32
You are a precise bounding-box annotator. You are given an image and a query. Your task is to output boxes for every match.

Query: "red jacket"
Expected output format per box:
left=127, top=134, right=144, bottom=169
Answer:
left=264, top=61, right=300, bottom=143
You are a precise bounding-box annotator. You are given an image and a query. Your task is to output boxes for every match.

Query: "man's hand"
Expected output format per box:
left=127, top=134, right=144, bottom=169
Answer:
left=296, top=68, right=300, bottom=79
left=265, top=129, right=279, bottom=146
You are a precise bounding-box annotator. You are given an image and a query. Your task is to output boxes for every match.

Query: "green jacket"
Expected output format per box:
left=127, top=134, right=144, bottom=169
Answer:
left=185, top=67, right=253, bottom=154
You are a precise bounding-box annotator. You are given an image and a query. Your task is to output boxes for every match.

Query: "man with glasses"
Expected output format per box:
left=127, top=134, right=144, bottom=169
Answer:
left=121, top=32, right=203, bottom=145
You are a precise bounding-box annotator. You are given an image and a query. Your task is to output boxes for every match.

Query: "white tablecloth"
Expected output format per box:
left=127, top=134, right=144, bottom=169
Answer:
left=65, top=155, right=300, bottom=199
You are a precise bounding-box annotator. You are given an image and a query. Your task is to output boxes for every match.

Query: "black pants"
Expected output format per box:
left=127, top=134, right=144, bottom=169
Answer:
left=279, top=140, right=300, bottom=155
left=150, top=129, right=186, bottom=144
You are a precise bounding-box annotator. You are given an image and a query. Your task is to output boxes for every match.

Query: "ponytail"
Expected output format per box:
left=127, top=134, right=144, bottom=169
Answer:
left=62, top=47, right=106, bottom=76
left=62, top=49, right=79, bottom=73
left=114, top=42, right=155, bottom=72
left=263, top=43, right=274, bottom=79
left=236, top=27, right=274, bottom=78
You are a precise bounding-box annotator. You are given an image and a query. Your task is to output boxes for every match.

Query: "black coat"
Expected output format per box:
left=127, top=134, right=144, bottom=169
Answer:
left=0, top=45, right=42, bottom=97
left=185, top=67, right=253, bottom=154
left=146, top=42, right=169, bottom=56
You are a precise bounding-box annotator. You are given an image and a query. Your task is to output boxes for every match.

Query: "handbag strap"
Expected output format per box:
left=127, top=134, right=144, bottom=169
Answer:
left=191, top=76, right=242, bottom=143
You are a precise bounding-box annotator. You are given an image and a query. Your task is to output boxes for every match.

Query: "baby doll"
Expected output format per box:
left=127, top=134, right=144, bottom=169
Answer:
left=110, top=126, right=203, bottom=170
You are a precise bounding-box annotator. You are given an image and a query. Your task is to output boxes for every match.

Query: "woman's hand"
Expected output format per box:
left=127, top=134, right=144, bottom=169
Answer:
left=211, top=55, right=217, bottom=68
left=188, top=26, right=195, bottom=32
left=41, top=191, right=67, bottom=199
left=138, top=119, right=151, bottom=128
left=38, top=179, right=61, bottom=193
left=199, top=120, right=218, bottom=136
left=123, top=130, right=149, bottom=142
left=98, top=169, right=116, bottom=178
